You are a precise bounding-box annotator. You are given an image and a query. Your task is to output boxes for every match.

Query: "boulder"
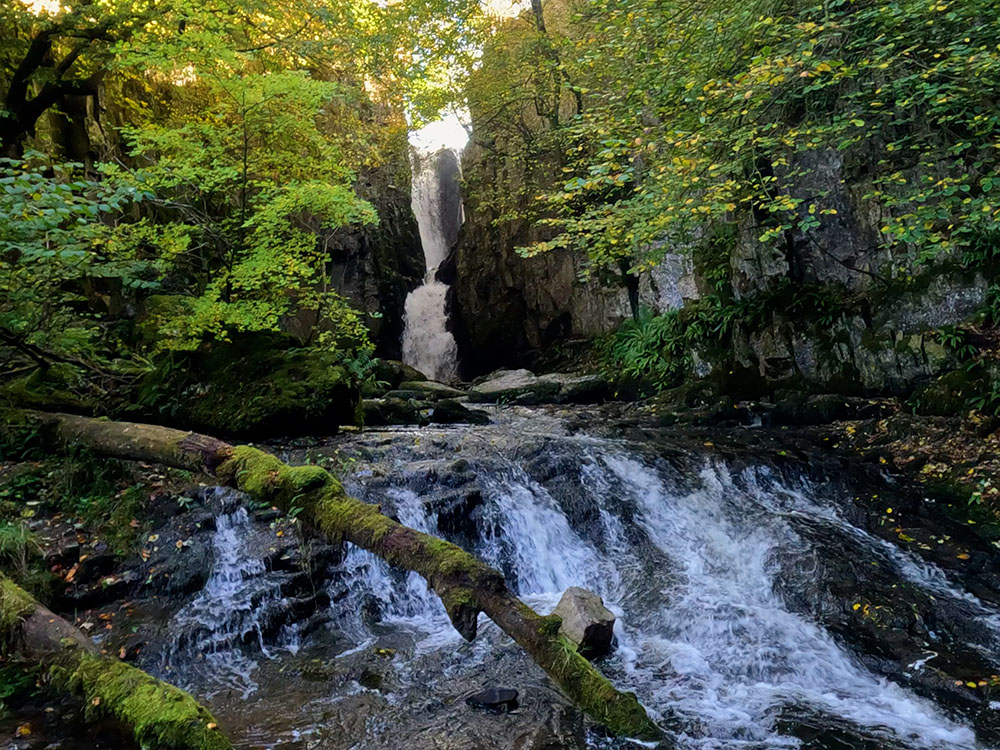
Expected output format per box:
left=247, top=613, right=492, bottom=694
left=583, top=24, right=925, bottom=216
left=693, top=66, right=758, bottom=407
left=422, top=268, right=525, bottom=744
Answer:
left=372, top=359, right=427, bottom=389
left=362, top=398, right=423, bottom=426
left=552, top=586, right=615, bottom=659
left=538, top=373, right=610, bottom=404
left=399, top=380, right=466, bottom=399
left=467, top=369, right=560, bottom=404
left=426, top=399, right=491, bottom=425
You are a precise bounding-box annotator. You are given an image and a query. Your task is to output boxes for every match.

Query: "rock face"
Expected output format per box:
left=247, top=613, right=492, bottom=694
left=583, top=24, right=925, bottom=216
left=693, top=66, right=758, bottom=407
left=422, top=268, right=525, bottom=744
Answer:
left=283, top=154, right=425, bottom=360
left=452, top=128, right=989, bottom=398
left=552, top=587, right=615, bottom=659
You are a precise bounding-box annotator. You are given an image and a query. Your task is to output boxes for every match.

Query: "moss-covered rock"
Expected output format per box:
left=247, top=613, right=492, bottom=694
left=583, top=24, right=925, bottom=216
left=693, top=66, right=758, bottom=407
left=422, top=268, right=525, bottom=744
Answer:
left=133, top=333, right=361, bottom=438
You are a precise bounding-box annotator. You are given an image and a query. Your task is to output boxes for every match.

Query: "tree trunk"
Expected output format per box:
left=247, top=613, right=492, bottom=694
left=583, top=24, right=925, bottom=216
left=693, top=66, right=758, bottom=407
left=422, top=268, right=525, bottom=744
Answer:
left=18, top=410, right=663, bottom=741
left=0, top=575, right=231, bottom=750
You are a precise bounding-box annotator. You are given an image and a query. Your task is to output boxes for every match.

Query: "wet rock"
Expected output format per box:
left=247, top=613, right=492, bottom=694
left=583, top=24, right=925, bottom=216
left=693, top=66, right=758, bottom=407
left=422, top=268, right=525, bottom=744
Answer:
left=469, top=370, right=611, bottom=405
left=771, top=394, right=897, bottom=426
left=358, top=667, right=384, bottom=691
left=552, top=587, right=615, bottom=658
left=362, top=397, right=423, bottom=426
left=383, top=389, right=429, bottom=401
left=373, top=359, right=427, bottom=389
left=427, top=399, right=491, bottom=425
left=434, top=490, right=483, bottom=543
left=399, top=380, right=466, bottom=399
left=465, top=688, right=519, bottom=713
left=468, top=370, right=561, bottom=404
left=538, top=373, right=609, bottom=404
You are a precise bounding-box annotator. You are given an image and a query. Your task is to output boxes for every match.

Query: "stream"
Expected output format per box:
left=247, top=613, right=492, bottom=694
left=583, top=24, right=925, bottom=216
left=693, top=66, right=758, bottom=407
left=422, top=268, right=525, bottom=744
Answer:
left=145, top=407, right=1000, bottom=749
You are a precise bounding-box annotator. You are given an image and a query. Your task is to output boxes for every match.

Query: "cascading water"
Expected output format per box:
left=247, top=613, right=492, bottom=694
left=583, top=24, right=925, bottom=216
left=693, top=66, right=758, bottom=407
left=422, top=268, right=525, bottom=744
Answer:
left=400, top=117, right=468, bottom=382
left=161, top=416, right=1000, bottom=749
left=323, top=428, right=991, bottom=749
left=159, top=501, right=295, bottom=698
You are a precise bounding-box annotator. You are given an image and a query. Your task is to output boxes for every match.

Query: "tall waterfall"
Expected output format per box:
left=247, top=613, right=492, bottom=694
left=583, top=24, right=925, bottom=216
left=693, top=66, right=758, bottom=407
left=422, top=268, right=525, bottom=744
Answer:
left=401, top=118, right=468, bottom=382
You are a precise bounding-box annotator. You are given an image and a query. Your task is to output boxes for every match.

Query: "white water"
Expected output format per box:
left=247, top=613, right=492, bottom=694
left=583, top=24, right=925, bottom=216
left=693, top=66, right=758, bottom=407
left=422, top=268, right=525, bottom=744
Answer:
left=163, top=506, right=293, bottom=697
left=331, top=444, right=986, bottom=749
left=166, top=433, right=996, bottom=748
left=400, top=118, right=467, bottom=382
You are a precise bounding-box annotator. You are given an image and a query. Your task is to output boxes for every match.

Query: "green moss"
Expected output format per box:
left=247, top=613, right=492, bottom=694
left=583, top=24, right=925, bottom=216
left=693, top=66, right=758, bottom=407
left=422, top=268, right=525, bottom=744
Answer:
left=0, top=366, right=97, bottom=416
left=0, top=576, right=35, bottom=642
left=133, top=333, right=361, bottom=438
left=544, top=635, right=660, bottom=740
left=220, top=446, right=338, bottom=503
left=55, top=653, right=231, bottom=750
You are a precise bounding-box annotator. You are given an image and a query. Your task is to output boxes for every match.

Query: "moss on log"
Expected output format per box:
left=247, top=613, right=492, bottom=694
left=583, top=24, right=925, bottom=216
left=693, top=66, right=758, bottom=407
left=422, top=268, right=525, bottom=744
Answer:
left=13, top=410, right=663, bottom=740
left=0, top=575, right=231, bottom=750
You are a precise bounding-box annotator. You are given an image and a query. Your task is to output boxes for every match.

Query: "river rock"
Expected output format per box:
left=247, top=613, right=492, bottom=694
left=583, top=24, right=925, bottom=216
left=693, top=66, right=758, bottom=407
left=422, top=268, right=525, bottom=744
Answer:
left=427, top=399, right=491, bottom=425
left=373, top=359, right=427, bottom=388
left=538, top=373, right=610, bottom=404
left=465, top=687, right=519, bottom=712
left=362, top=397, right=422, bottom=426
left=552, top=587, right=615, bottom=659
left=467, top=369, right=561, bottom=404
left=399, top=380, right=466, bottom=399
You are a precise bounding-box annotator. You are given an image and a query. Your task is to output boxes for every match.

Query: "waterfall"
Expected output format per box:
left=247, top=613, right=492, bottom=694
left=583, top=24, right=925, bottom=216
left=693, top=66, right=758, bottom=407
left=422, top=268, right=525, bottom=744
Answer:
left=401, top=117, right=468, bottom=382
left=159, top=504, right=294, bottom=698
left=327, top=437, right=985, bottom=749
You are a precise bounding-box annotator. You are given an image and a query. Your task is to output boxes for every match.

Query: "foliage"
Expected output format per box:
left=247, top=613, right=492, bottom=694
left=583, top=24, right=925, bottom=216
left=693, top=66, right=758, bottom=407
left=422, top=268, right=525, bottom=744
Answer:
left=0, top=153, right=152, bottom=371
left=0, top=520, right=41, bottom=585
left=461, top=0, right=1000, bottom=285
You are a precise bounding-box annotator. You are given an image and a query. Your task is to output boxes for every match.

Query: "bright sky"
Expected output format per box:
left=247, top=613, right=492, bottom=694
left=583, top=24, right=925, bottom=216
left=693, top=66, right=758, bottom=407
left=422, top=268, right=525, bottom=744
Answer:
left=408, top=111, right=470, bottom=153
left=22, top=0, right=61, bottom=14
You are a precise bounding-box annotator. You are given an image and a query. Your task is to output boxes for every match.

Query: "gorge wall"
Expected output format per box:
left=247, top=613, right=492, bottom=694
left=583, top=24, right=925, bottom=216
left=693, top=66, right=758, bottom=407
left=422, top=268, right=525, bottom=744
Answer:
left=451, top=141, right=990, bottom=401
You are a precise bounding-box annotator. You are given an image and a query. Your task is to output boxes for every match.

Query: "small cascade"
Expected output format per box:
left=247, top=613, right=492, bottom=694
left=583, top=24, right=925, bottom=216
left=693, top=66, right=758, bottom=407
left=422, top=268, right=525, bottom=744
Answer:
left=161, top=507, right=289, bottom=697
left=329, top=488, right=455, bottom=650
left=401, top=117, right=468, bottom=381
left=327, top=435, right=986, bottom=749
left=154, top=419, right=1000, bottom=749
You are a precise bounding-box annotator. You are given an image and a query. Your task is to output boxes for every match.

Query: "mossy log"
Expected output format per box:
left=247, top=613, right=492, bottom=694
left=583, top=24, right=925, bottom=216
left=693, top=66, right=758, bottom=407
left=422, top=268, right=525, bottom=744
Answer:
left=18, top=411, right=663, bottom=741
left=0, top=574, right=231, bottom=750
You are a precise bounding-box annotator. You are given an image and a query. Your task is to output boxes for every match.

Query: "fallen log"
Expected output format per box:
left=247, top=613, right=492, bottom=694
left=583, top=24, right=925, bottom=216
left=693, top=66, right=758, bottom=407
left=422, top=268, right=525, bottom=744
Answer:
left=18, top=410, right=663, bottom=740
left=0, top=574, right=231, bottom=750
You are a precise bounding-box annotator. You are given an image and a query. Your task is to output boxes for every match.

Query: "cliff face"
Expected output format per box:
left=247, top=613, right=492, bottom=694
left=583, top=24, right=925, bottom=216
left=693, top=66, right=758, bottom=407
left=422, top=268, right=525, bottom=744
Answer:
left=282, top=156, right=424, bottom=359
left=328, top=172, right=425, bottom=359
left=452, top=140, right=988, bottom=396
left=449, top=142, right=634, bottom=377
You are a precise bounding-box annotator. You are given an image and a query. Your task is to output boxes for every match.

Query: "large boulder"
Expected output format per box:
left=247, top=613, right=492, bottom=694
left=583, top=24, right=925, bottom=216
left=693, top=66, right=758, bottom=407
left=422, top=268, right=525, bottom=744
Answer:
left=538, top=373, right=610, bottom=404
left=552, top=586, right=615, bottom=659
left=372, top=359, right=427, bottom=390
left=399, top=380, right=466, bottom=399
left=426, top=399, right=491, bottom=425
left=362, top=397, right=422, bottom=426
left=468, top=369, right=611, bottom=405
left=468, top=369, right=559, bottom=404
